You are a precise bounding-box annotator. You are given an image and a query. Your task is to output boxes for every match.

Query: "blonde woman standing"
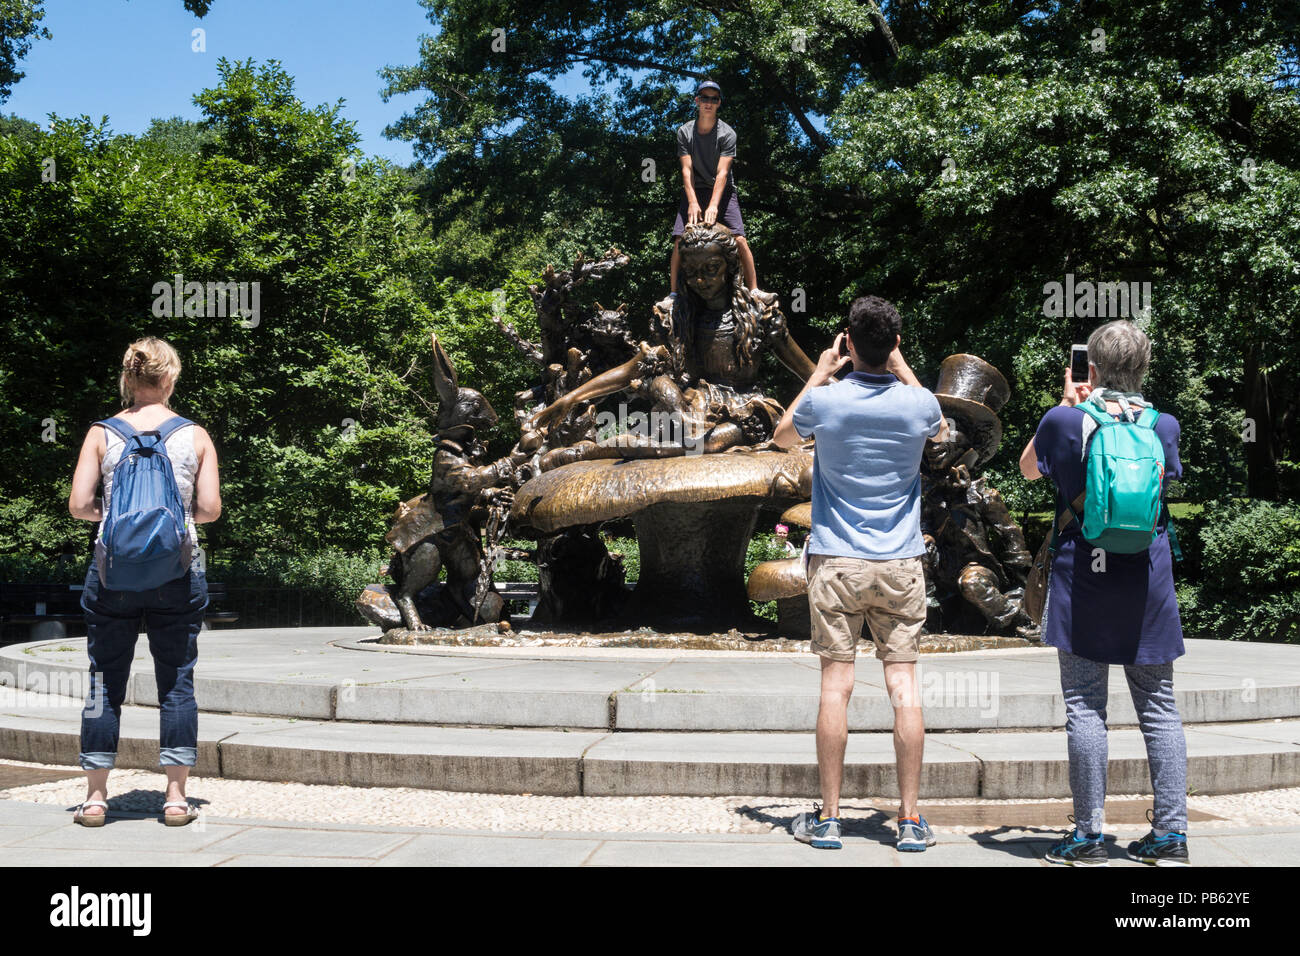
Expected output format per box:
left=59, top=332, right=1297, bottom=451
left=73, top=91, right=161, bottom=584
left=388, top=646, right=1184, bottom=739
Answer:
left=67, top=337, right=221, bottom=826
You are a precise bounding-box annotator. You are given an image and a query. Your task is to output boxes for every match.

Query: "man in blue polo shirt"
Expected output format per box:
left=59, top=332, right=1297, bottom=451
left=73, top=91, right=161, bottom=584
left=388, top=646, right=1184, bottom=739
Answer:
left=773, top=295, right=948, bottom=852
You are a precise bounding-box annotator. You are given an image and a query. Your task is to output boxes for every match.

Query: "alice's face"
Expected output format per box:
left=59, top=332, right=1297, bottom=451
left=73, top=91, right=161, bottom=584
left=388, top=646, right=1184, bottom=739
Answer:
left=681, top=246, right=730, bottom=301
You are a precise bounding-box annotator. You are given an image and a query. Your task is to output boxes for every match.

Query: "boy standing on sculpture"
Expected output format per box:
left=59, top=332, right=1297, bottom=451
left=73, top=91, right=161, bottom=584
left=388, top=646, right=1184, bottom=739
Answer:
left=670, top=81, right=759, bottom=291
left=773, top=296, right=949, bottom=852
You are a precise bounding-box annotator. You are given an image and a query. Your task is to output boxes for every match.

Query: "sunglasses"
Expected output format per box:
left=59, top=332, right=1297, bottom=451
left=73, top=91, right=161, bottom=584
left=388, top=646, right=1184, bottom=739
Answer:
left=697, top=95, right=721, bottom=103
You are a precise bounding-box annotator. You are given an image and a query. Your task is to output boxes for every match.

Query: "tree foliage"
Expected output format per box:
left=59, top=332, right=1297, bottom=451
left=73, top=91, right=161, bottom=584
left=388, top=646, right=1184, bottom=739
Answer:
left=0, top=0, right=51, bottom=102
left=385, top=0, right=1300, bottom=511
left=3, top=2, right=1298, bottom=647
left=0, top=59, right=523, bottom=559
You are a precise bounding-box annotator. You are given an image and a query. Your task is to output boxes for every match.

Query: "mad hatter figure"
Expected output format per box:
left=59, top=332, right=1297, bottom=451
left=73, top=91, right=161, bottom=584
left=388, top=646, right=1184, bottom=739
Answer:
left=921, top=354, right=1036, bottom=636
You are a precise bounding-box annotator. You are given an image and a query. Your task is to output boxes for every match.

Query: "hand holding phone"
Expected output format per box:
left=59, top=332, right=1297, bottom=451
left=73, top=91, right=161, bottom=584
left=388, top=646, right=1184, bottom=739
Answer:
left=1070, top=344, right=1089, bottom=383
left=1063, top=344, right=1092, bottom=406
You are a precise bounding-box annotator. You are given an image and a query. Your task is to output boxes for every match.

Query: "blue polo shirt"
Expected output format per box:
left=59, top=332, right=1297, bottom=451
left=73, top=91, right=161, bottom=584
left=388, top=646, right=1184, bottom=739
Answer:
left=792, top=371, right=944, bottom=560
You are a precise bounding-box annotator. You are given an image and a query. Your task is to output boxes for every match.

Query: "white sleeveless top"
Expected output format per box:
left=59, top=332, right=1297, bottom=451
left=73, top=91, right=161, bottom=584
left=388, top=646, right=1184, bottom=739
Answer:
left=98, top=419, right=200, bottom=550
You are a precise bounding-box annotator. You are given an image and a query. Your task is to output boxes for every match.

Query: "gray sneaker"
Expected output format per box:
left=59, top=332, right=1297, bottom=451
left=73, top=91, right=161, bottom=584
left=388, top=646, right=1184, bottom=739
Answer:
left=896, top=815, right=937, bottom=852
left=791, top=805, right=842, bottom=849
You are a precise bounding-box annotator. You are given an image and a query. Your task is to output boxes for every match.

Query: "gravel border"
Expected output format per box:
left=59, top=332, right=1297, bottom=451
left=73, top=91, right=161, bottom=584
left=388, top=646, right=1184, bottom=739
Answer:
left=4, top=759, right=1297, bottom=834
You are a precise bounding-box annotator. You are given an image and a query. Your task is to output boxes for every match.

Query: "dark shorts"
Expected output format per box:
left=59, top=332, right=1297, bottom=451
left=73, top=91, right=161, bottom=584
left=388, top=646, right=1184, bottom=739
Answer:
left=673, top=185, right=745, bottom=237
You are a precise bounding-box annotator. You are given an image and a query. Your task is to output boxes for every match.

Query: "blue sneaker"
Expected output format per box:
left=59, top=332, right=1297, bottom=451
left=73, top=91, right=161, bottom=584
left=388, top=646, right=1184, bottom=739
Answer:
left=1045, top=823, right=1109, bottom=866
left=1128, top=830, right=1189, bottom=866
left=896, top=815, right=937, bottom=852
left=791, top=804, right=842, bottom=849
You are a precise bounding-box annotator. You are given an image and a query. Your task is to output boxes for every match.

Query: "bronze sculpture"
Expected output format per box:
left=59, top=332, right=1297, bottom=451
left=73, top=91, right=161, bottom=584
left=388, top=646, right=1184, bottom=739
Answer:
left=357, top=334, right=526, bottom=632
left=358, top=231, right=1036, bottom=640
left=502, top=222, right=821, bottom=629
left=495, top=249, right=638, bottom=412
left=920, top=354, right=1036, bottom=636
left=523, top=223, right=818, bottom=458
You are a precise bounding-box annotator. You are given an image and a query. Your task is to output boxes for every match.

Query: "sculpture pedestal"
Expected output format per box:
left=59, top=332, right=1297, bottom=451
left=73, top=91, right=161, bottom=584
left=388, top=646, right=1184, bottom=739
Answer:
left=511, top=449, right=813, bottom=633
left=624, top=497, right=763, bottom=631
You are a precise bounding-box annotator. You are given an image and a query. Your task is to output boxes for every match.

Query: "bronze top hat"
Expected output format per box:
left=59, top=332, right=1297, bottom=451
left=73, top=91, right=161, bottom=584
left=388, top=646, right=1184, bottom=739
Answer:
left=932, top=354, right=1010, bottom=465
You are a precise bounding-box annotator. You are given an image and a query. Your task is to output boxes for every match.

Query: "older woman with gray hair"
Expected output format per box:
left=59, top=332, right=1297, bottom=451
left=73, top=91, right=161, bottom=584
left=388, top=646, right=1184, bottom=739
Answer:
left=1019, top=320, right=1188, bottom=866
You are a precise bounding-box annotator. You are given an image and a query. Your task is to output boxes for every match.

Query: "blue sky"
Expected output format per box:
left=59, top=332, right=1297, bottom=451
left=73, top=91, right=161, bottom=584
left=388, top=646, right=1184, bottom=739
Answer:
left=5, top=0, right=542, bottom=164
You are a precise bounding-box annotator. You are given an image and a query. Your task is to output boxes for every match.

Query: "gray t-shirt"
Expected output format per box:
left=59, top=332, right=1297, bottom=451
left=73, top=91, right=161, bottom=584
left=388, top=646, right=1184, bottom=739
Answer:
left=676, top=119, right=736, bottom=191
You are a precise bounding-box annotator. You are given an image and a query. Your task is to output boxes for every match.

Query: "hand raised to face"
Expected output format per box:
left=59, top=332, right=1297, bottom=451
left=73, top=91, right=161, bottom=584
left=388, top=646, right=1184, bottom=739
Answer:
left=812, top=334, right=852, bottom=384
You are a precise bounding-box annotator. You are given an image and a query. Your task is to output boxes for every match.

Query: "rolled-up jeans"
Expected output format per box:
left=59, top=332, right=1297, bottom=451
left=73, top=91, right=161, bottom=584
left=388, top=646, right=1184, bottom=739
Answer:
left=79, top=563, right=207, bottom=770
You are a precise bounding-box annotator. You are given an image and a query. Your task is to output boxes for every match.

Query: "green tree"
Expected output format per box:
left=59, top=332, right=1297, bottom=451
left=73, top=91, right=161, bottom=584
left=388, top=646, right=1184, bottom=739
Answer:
left=822, top=1, right=1300, bottom=503
left=381, top=0, right=900, bottom=351
left=0, top=59, right=499, bottom=560
left=0, top=0, right=50, bottom=102
left=386, top=0, right=1300, bottom=509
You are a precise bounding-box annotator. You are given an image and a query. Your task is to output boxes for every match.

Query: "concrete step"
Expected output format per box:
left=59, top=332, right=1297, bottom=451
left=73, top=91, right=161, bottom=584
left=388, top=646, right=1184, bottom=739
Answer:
left=3, top=633, right=1298, bottom=732
left=2, top=691, right=1296, bottom=797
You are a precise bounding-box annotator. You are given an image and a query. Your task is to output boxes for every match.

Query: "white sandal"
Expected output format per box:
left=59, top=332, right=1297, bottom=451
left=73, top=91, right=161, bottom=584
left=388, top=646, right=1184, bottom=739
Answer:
left=162, top=800, right=199, bottom=827
left=73, top=799, right=109, bottom=828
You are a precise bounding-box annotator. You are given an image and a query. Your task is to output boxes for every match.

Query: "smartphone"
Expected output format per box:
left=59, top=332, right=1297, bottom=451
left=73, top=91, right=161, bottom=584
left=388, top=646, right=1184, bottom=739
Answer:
left=838, top=331, right=850, bottom=357
left=1070, top=344, right=1089, bottom=382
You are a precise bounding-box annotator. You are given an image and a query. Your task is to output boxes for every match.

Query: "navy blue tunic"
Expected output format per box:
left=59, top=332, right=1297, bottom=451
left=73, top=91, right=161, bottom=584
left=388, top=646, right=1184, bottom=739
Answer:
left=1033, top=404, right=1185, bottom=665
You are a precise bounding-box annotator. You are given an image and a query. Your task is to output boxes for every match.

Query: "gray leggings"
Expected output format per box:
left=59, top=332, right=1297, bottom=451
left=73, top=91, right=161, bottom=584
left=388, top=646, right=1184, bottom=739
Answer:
left=1057, top=648, right=1188, bottom=834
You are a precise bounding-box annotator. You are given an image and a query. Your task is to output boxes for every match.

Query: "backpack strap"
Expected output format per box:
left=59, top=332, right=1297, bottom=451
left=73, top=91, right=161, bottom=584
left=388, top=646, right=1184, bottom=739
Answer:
left=97, top=418, right=139, bottom=443
left=1164, top=502, right=1183, bottom=561
left=98, top=416, right=193, bottom=446
left=1048, top=490, right=1087, bottom=556
left=1078, top=401, right=1112, bottom=426
left=1078, top=401, right=1110, bottom=460
left=153, top=416, right=195, bottom=446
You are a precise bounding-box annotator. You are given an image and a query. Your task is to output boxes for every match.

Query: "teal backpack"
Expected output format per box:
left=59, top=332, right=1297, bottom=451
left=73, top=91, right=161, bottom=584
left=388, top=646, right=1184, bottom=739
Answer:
left=1071, top=389, right=1173, bottom=554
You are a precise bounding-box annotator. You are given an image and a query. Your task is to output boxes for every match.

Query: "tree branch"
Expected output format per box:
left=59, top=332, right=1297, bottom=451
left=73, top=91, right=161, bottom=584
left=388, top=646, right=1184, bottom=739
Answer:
left=560, top=53, right=707, bottom=81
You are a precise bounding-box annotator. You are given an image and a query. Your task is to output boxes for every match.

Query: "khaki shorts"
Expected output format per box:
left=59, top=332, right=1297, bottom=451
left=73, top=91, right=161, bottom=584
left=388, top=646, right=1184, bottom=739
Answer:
left=807, top=553, right=927, bottom=663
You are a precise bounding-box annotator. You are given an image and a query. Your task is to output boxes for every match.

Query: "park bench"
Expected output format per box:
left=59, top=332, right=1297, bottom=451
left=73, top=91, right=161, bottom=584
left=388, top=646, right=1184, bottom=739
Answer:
left=0, top=580, right=238, bottom=643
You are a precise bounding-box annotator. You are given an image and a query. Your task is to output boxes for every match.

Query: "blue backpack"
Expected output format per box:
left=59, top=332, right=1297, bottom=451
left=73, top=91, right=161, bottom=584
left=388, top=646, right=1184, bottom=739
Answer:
left=95, top=416, right=195, bottom=591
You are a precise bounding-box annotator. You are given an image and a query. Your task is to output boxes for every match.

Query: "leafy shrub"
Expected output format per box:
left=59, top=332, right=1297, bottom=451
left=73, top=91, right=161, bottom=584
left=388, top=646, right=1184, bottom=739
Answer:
left=747, top=532, right=796, bottom=623
left=206, top=550, right=384, bottom=592
left=0, top=553, right=88, bottom=584
left=1177, top=499, right=1300, bottom=643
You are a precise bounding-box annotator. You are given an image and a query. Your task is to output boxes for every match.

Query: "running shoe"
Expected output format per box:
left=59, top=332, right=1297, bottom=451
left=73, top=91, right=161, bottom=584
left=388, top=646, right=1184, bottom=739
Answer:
left=791, top=804, right=842, bottom=849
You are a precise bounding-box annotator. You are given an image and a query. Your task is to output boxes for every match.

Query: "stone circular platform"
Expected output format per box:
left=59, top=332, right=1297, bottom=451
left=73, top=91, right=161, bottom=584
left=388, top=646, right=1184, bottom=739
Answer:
left=2, top=630, right=1298, bottom=797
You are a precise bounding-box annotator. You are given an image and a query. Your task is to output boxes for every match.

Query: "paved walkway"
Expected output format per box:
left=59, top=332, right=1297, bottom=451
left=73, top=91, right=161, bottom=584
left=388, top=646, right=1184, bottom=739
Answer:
left=2, top=799, right=1292, bottom=866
